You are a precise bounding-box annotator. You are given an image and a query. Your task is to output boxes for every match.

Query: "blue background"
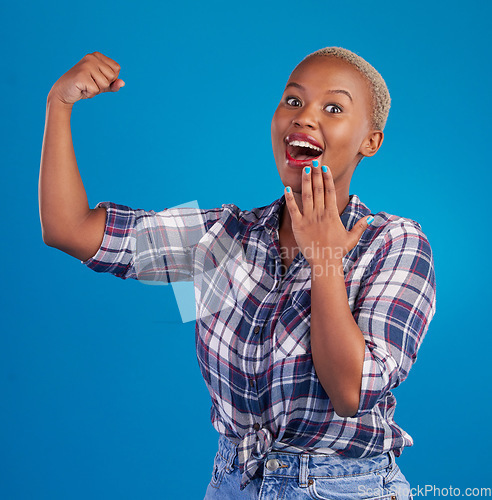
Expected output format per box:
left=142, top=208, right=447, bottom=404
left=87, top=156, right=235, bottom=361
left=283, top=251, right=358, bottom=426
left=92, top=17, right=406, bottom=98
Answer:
left=1, top=0, right=491, bottom=498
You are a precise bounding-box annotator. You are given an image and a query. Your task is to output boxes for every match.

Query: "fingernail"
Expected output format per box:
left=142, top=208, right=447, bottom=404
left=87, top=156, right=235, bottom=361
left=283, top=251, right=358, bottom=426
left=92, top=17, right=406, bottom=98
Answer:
left=367, top=216, right=374, bottom=225
left=321, top=165, right=327, bottom=173
left=286, top=186, right=291, bottom=193
left=312, top=160, right=319, bottom=167
left=305, top=167, right=311, bottom=174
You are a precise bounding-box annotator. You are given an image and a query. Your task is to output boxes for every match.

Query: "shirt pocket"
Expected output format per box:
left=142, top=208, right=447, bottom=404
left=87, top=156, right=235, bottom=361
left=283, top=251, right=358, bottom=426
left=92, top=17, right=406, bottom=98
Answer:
left=274, top=289, right=311, bottom=362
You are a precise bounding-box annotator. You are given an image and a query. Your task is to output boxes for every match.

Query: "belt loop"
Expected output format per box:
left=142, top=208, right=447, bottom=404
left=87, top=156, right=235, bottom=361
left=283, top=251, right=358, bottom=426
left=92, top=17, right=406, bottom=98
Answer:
left=298, top=453, right=309, bottom=487
left=224, top=437, right=238, bottom=473
left=387, top=450, right=396, bottom=470
left=382, top=450, right=400, bottom=488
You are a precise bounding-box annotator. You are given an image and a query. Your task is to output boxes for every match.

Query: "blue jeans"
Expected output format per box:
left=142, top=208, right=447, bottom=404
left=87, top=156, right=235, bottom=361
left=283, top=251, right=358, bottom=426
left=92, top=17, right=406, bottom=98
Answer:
left=204, top=434, right=413, bottom=499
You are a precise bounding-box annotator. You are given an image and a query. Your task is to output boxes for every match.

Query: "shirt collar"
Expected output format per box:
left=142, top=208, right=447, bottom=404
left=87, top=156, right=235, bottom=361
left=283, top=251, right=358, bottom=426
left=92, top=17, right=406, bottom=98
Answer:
left=249, top=193, right=371, bottom=233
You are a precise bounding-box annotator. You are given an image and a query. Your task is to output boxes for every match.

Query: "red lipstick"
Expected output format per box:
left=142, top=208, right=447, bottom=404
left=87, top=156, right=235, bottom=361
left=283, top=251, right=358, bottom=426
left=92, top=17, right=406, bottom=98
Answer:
left=284, top=133, right=323, bottom=168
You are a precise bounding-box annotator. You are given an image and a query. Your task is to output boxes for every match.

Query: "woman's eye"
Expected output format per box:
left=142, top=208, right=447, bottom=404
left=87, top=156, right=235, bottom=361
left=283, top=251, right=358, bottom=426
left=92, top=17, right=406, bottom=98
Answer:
left=325, top=104, right=342, bottom=113
left=286, top=97, right=302, bottom=107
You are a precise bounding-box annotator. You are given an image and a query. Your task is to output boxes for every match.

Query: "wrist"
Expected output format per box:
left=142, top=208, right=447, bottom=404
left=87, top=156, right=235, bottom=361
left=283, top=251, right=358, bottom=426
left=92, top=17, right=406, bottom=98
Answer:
left=47, top=91, right=74, bottom=112
left=310, top=258, right=344, bottom=279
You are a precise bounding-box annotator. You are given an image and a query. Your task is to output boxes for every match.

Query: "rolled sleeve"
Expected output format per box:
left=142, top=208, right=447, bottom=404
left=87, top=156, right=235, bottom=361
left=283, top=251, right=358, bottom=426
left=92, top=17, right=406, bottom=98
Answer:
left=352, top=221, right=437, bottom=417
left=81, top=201, right=224, bottom=282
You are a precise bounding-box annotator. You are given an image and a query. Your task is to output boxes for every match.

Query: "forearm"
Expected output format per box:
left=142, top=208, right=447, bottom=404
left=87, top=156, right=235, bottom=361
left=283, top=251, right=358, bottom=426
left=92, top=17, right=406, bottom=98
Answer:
left=310, top=258, right=365, bottom=417
left=38, top=94, right=91, bottom=245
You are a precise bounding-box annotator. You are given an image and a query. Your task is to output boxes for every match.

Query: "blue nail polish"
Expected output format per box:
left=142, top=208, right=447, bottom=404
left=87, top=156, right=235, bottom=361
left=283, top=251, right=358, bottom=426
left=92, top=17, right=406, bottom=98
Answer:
left=367, top=216, right=374, bottom=225
left=305, top=167, right=311, bottom=174
left=312, top=160, right=319, bottom=167
left=286, top=186, right=291, bottom=193
left=321, top=165, right=327, bottom=173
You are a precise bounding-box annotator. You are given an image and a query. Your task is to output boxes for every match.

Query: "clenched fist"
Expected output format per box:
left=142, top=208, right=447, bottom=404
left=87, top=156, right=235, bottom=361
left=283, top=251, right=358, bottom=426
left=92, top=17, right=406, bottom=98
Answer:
left=48, top=52, right=125, bottom=106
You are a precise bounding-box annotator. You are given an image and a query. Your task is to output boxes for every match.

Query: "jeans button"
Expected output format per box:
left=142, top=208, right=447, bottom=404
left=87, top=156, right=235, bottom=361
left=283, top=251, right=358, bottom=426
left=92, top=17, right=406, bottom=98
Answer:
left=265, top=458, right=280, bottom=471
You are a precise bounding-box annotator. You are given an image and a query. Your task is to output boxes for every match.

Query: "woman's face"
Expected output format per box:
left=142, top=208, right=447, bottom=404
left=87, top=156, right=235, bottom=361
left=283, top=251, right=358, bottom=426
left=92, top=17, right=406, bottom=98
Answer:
left=271, top=56, right=381, bottom=198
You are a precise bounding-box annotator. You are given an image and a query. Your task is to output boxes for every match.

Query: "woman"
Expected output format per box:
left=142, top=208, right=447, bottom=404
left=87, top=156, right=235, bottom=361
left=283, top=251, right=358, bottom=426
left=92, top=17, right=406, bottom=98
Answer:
left=39, top=47, right=436, bottom=499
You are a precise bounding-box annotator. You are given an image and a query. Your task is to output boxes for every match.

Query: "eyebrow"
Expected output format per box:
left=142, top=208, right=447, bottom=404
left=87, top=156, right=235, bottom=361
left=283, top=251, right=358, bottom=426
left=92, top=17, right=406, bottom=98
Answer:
left=285, top=82, right=353, bottom=102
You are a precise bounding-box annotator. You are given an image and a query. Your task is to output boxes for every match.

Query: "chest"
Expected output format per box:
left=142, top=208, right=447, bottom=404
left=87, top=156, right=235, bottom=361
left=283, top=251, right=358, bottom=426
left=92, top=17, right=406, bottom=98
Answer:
left=278, top=229, right=301, bottom=272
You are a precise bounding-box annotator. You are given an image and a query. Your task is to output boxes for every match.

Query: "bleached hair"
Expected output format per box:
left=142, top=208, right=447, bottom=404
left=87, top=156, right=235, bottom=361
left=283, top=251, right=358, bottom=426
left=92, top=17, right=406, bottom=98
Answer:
left=302, top=47, right=391, bottom=131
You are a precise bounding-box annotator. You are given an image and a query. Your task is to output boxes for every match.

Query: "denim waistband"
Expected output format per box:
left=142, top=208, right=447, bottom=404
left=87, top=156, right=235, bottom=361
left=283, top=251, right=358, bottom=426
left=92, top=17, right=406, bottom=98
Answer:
left=217, top=434, right=396, bottom=483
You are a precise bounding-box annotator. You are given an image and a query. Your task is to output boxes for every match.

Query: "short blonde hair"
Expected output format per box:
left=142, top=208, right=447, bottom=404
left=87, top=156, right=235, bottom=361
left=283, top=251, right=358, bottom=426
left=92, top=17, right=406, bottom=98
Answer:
left=301, top=47, right=391, bottom=131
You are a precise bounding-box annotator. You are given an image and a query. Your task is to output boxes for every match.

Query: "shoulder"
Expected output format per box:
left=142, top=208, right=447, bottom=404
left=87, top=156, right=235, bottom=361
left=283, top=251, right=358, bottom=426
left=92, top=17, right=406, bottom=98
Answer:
left=348, top=194, right=434, bottom=260
left=369, top=210, right=426, bottom=241
left=348, top=198, right=435, bottom=281
left=219, top=196, right=283, bottom=233
left=347, top=195, right=430, bottom=249
left=357, top=209, right=436, bottom=295
left=368, top=210, right=432, bottom=254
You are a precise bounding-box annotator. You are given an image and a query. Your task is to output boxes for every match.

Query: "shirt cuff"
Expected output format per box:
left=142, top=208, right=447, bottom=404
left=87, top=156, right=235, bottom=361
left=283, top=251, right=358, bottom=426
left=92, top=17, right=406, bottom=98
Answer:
left=80, top=201, right=135, bottom=278
left=352, top=343, right=399, bottom=418
left=80, top=201, right=112, bottom=267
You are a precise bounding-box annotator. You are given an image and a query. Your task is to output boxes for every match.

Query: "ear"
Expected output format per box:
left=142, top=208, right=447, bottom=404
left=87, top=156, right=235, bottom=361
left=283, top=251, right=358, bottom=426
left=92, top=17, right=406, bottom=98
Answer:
left=359, top=130, right=384, bottom=158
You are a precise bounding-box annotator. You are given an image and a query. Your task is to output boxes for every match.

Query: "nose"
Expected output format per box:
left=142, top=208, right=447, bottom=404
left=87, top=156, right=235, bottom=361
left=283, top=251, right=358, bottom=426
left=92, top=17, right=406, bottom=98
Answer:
left=292, top=104, right=318, bottom=129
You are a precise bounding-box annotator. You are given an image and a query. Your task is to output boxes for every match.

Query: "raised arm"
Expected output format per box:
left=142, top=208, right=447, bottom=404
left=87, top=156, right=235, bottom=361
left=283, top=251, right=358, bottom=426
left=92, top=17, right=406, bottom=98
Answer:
left=38, top=52, right=125, bottom=261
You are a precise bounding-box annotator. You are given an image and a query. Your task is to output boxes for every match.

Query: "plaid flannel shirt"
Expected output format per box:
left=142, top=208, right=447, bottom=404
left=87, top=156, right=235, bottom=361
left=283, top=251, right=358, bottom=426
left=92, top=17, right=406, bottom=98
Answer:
left=81, top=193, right=436, bottom=490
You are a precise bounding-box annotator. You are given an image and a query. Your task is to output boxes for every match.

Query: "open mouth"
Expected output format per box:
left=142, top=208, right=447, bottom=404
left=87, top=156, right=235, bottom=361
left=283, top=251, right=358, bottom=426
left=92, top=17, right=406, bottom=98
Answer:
left=285, top=134, right=323, bottom=165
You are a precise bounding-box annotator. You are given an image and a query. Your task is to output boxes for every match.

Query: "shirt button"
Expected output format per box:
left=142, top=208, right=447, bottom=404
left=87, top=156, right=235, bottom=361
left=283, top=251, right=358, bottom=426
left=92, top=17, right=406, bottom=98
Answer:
left=249, top=379, right=255, bottom=387
left=253, top=423, right=261, bottom=431
left=253, top=326, right=260, bottom=334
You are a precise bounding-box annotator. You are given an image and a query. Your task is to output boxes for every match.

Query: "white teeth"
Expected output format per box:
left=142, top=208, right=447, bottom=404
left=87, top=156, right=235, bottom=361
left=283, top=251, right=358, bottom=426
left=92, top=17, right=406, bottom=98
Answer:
left=288, top=140, right=322, bottom=152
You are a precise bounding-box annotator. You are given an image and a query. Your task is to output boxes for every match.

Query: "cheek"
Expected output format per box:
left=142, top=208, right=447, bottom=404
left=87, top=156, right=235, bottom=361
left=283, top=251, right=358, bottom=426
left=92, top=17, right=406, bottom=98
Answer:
left=271, top=112, right=286, bottom=155
left=271, top=111, right=281, bottom=139
left=325, top=121, right=363, bottom=152
left=271, top=106, right=291, bottom=134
